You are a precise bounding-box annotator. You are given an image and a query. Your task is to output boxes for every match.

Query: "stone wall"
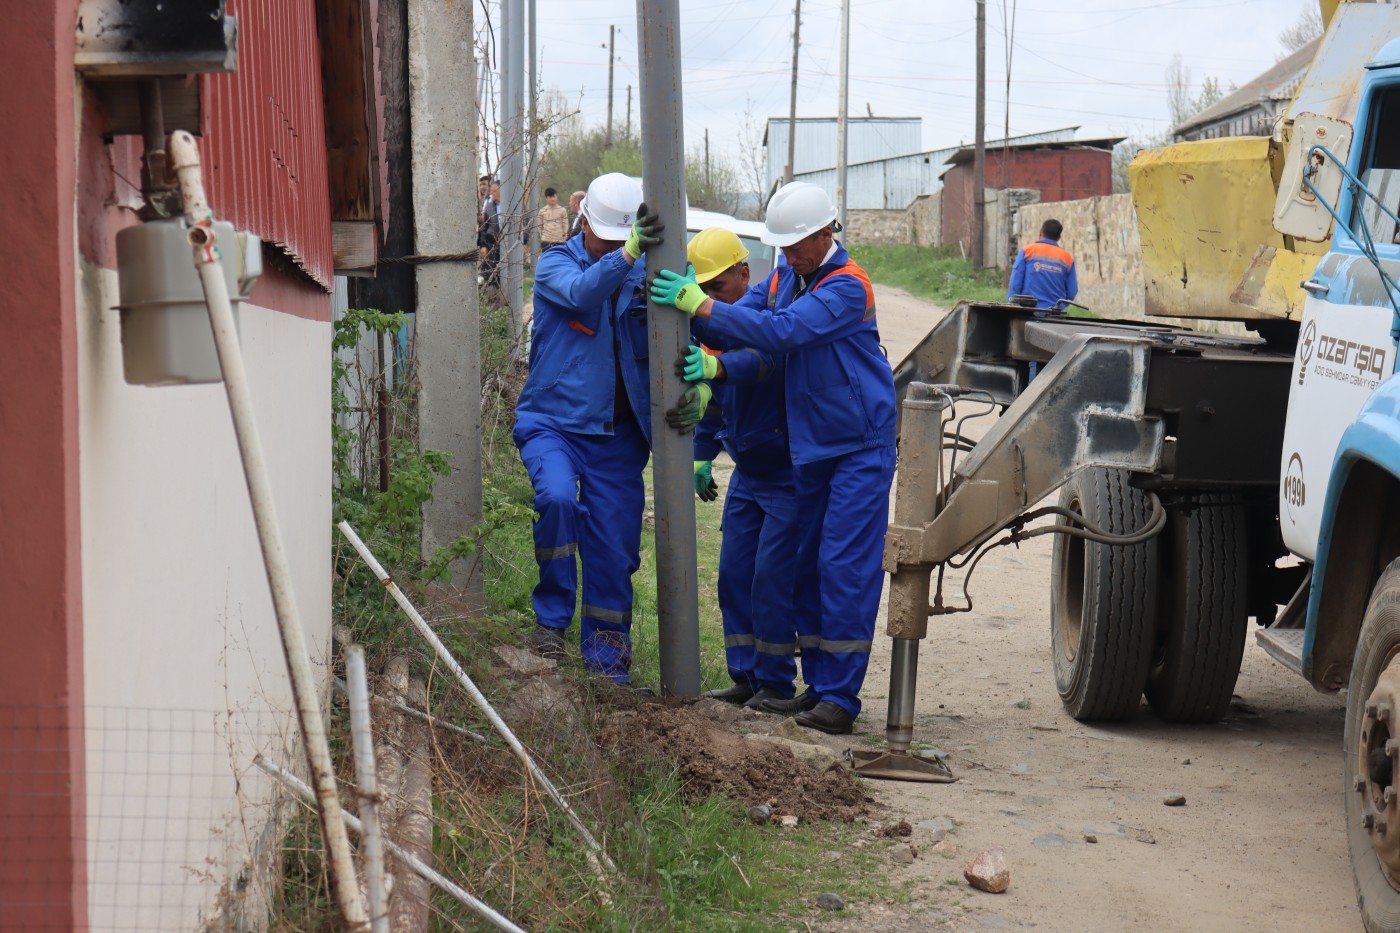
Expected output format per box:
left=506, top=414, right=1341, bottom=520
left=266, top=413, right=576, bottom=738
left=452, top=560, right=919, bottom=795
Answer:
left=908, top=192, right=941, bottom=247
left=1015, top=194, right=1146, bottom=316
left=844, top=208, right=912, bottom=245
left=983, top=188, right=1041, bottom=269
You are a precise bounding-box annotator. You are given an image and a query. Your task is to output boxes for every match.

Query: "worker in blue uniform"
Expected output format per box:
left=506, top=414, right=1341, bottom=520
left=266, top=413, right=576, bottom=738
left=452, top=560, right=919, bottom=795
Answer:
left=1008, top=218, right=1077, bottom=310
left=651, top=182, right=897, bottom=735
left=671, top=227, right=804, bottom=709
left=513, top=172, right=663, bottom=683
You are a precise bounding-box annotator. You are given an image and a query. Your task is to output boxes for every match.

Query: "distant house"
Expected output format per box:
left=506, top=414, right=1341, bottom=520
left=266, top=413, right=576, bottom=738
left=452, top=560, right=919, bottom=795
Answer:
left=763, top=116, right=922, bottom=197
left=794, top=127, right=1081, bottom=211
left=1173, top=39, right=1321, bottom=141
left=4, top=1, right=384, bottom=928
left=939, top=137, right=1123, bottom=257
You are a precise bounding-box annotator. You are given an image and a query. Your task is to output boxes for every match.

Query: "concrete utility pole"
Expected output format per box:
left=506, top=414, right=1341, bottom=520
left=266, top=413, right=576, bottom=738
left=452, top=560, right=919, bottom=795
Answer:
left=637, top=0, right=701, bottom=696
left=501, top=0, right=525, bottom=347
left=528, top=0, right=539, bottom=260
left=785, top=0, right=801, bottom=184
left=705, top=128, right=711, bottom=198
left=836, top=0, right=850, bottom=232
left=626, top=84, right=632, bottom=140
left=408, top=0, right=483, bottom=598
left=973, top=0, right=987, bottom=269
left=605, top=24, right=616, bottom=148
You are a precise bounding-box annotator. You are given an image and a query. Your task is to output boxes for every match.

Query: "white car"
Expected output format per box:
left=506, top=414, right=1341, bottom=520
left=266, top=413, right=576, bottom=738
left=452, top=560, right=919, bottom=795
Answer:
left=685, top=209, right=777, bottom=281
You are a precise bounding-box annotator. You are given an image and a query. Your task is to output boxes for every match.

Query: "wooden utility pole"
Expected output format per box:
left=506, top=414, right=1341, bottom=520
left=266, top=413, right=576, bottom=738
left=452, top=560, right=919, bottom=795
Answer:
left=784, top=0, right=801, bottom=183
left=973, top=0, right=987, bottom=269
left=605, top=24, right=616, bottom=148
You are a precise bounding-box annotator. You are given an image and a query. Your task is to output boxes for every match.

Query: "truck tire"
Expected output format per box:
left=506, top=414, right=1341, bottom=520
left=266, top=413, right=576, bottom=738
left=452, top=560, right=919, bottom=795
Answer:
left=1346, top=559, right=1400, bottom=933
left=1145, top=495, right=1249, bottom=723
left=1050, top=467, right=1158, bottom=721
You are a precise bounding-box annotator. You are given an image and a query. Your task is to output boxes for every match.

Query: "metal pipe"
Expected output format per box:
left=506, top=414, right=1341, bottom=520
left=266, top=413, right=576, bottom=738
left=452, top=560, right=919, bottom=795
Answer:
left=138, top=79, right=175, bottom=219
left=501, top=0, right=526, bottom=349
left=637, top=0, right=702, bottom=697
left=883, top=387, right=950, bottom=750
left=886, top=639, right=921, bottom=751
left=336, top=521, right=619, bottom=882
left=333, top=676, right=489, bottom=744
left=345, top=647, right=390, bottom=933
left=256, top=755, right=527, bottom=933
left=168, top=130, right=369, bottom=931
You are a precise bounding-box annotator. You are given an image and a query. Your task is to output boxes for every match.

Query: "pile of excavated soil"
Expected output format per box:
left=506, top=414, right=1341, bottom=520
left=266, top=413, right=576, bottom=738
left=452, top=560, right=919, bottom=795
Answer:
left=599, top=703, right=871, bottom=823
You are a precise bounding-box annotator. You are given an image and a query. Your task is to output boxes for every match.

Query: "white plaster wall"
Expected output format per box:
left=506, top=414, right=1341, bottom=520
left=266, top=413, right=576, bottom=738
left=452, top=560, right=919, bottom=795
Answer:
left=76, top=259, right=332, bottom=930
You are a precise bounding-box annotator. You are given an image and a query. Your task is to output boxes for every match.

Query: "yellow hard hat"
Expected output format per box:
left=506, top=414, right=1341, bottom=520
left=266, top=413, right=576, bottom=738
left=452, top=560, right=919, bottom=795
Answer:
left=688, top=227, right=750, bottom=284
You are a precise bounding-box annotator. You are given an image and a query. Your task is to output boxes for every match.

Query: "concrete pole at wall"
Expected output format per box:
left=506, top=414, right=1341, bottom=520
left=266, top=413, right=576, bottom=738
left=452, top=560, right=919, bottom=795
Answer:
left=408, top=0, right=484, bottom=599
left=501, top=0, right=526, bottom=346
left=637, top=0, right=701, bottom=696
left=527, top=0, right=539, bottom=261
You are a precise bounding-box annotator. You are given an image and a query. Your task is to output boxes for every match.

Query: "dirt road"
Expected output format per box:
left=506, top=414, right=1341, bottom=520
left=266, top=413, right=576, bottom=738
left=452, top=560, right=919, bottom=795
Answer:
left=835, top=285, right=1355, bottom=932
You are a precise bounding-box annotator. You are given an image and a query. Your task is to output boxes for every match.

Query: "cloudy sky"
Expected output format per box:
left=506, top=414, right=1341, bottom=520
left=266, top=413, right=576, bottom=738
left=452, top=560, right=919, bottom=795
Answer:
left=501, top=0, right=1313, bottom=168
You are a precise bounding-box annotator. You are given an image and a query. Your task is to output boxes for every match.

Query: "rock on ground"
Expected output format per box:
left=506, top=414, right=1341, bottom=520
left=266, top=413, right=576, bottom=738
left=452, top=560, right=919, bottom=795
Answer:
left=964, top=847, right=1011, bottom=894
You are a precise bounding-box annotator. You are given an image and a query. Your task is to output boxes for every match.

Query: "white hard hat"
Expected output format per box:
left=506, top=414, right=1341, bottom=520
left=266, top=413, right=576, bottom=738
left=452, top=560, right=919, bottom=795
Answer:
left=761, top=181, right=837, bottom=247
left=581, top=172, right=644, bottom=240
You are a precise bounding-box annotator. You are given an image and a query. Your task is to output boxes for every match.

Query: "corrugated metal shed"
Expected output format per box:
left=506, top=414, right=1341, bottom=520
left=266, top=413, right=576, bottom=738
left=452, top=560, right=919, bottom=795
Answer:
left=764, top=117, right=921, bottom=192
left=795, top=127, right=1082, bottom=210
left=201, top=0, right=334, bottom=289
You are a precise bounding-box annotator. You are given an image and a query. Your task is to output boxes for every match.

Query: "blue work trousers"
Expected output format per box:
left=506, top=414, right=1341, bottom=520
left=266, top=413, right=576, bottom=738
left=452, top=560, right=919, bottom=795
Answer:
left=717, top=467, right=803, bottom=696
left=513, top=412, right=650, bottom=681
left=791, top=444, right=897, bottom=717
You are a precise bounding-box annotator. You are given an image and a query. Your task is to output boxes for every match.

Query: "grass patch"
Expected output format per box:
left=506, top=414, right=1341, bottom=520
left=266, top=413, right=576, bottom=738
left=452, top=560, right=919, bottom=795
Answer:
left=848, top=244, right=1008, bottom=305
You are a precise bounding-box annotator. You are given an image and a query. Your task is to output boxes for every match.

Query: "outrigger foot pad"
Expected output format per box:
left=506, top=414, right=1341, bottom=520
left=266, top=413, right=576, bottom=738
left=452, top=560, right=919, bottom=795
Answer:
left=847, top=748, right=957, bottom=783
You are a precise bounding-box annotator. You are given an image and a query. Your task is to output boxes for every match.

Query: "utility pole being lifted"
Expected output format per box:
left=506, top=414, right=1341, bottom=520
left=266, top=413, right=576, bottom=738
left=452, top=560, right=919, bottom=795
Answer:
left=605, top=24, right=616, bottom=148
left=972, top=0, right=987, bottom=269
left=784, top=0, right=801, bottom=184
left=637, top=0, right=701, bottom=696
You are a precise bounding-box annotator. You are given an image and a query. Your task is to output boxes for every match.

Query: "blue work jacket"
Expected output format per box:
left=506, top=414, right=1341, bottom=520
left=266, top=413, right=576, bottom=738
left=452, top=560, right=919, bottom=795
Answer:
left=698, top=243, right=896, bottom=465
left=1008, top=238, right=1078, bottom=310
left=516, top=234, right=652, bottom=443
left=696, top=346, right=791, bottom=477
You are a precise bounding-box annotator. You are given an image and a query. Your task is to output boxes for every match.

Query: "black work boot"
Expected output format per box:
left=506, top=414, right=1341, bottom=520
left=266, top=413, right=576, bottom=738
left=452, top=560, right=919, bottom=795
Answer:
left=754, top=689, right=818, bottom=715
left=703, top=683, right=757, bottom=705
left=529, top=624, right=566, bottom=660
left=796, top=700, right=855, bottom=735
left=742, top=686, right=793, bottom=710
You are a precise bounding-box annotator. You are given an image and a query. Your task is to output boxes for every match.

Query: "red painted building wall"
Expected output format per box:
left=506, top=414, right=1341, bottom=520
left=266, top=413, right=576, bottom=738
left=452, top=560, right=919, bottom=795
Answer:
left=941, top=148, right=1114, bottom=252
left=203, top=0, right=335, bottom=295
left=0, top=1, right=89, bottom=929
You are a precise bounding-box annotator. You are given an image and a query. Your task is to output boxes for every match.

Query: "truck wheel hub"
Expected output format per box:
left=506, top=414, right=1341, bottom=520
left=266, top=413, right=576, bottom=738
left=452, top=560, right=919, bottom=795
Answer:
left=1360, top=661, right=1400, bottom=886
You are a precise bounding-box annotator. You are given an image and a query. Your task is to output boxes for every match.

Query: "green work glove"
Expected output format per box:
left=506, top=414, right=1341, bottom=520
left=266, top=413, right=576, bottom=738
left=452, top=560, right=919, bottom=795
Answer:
left=694, top=461, right=719, bottom=502
left=676, top=345, right=719, bottom=382
left=623, top=202, right=664, bottom=260
left=665, top=382, right=713, bottom=433
left=650, top=266, right=706, bottom=315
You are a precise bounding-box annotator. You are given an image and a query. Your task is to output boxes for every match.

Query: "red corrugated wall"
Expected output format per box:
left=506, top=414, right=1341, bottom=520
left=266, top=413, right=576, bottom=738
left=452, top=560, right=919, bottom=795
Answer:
left=201, top=0, right=333, bottom=290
